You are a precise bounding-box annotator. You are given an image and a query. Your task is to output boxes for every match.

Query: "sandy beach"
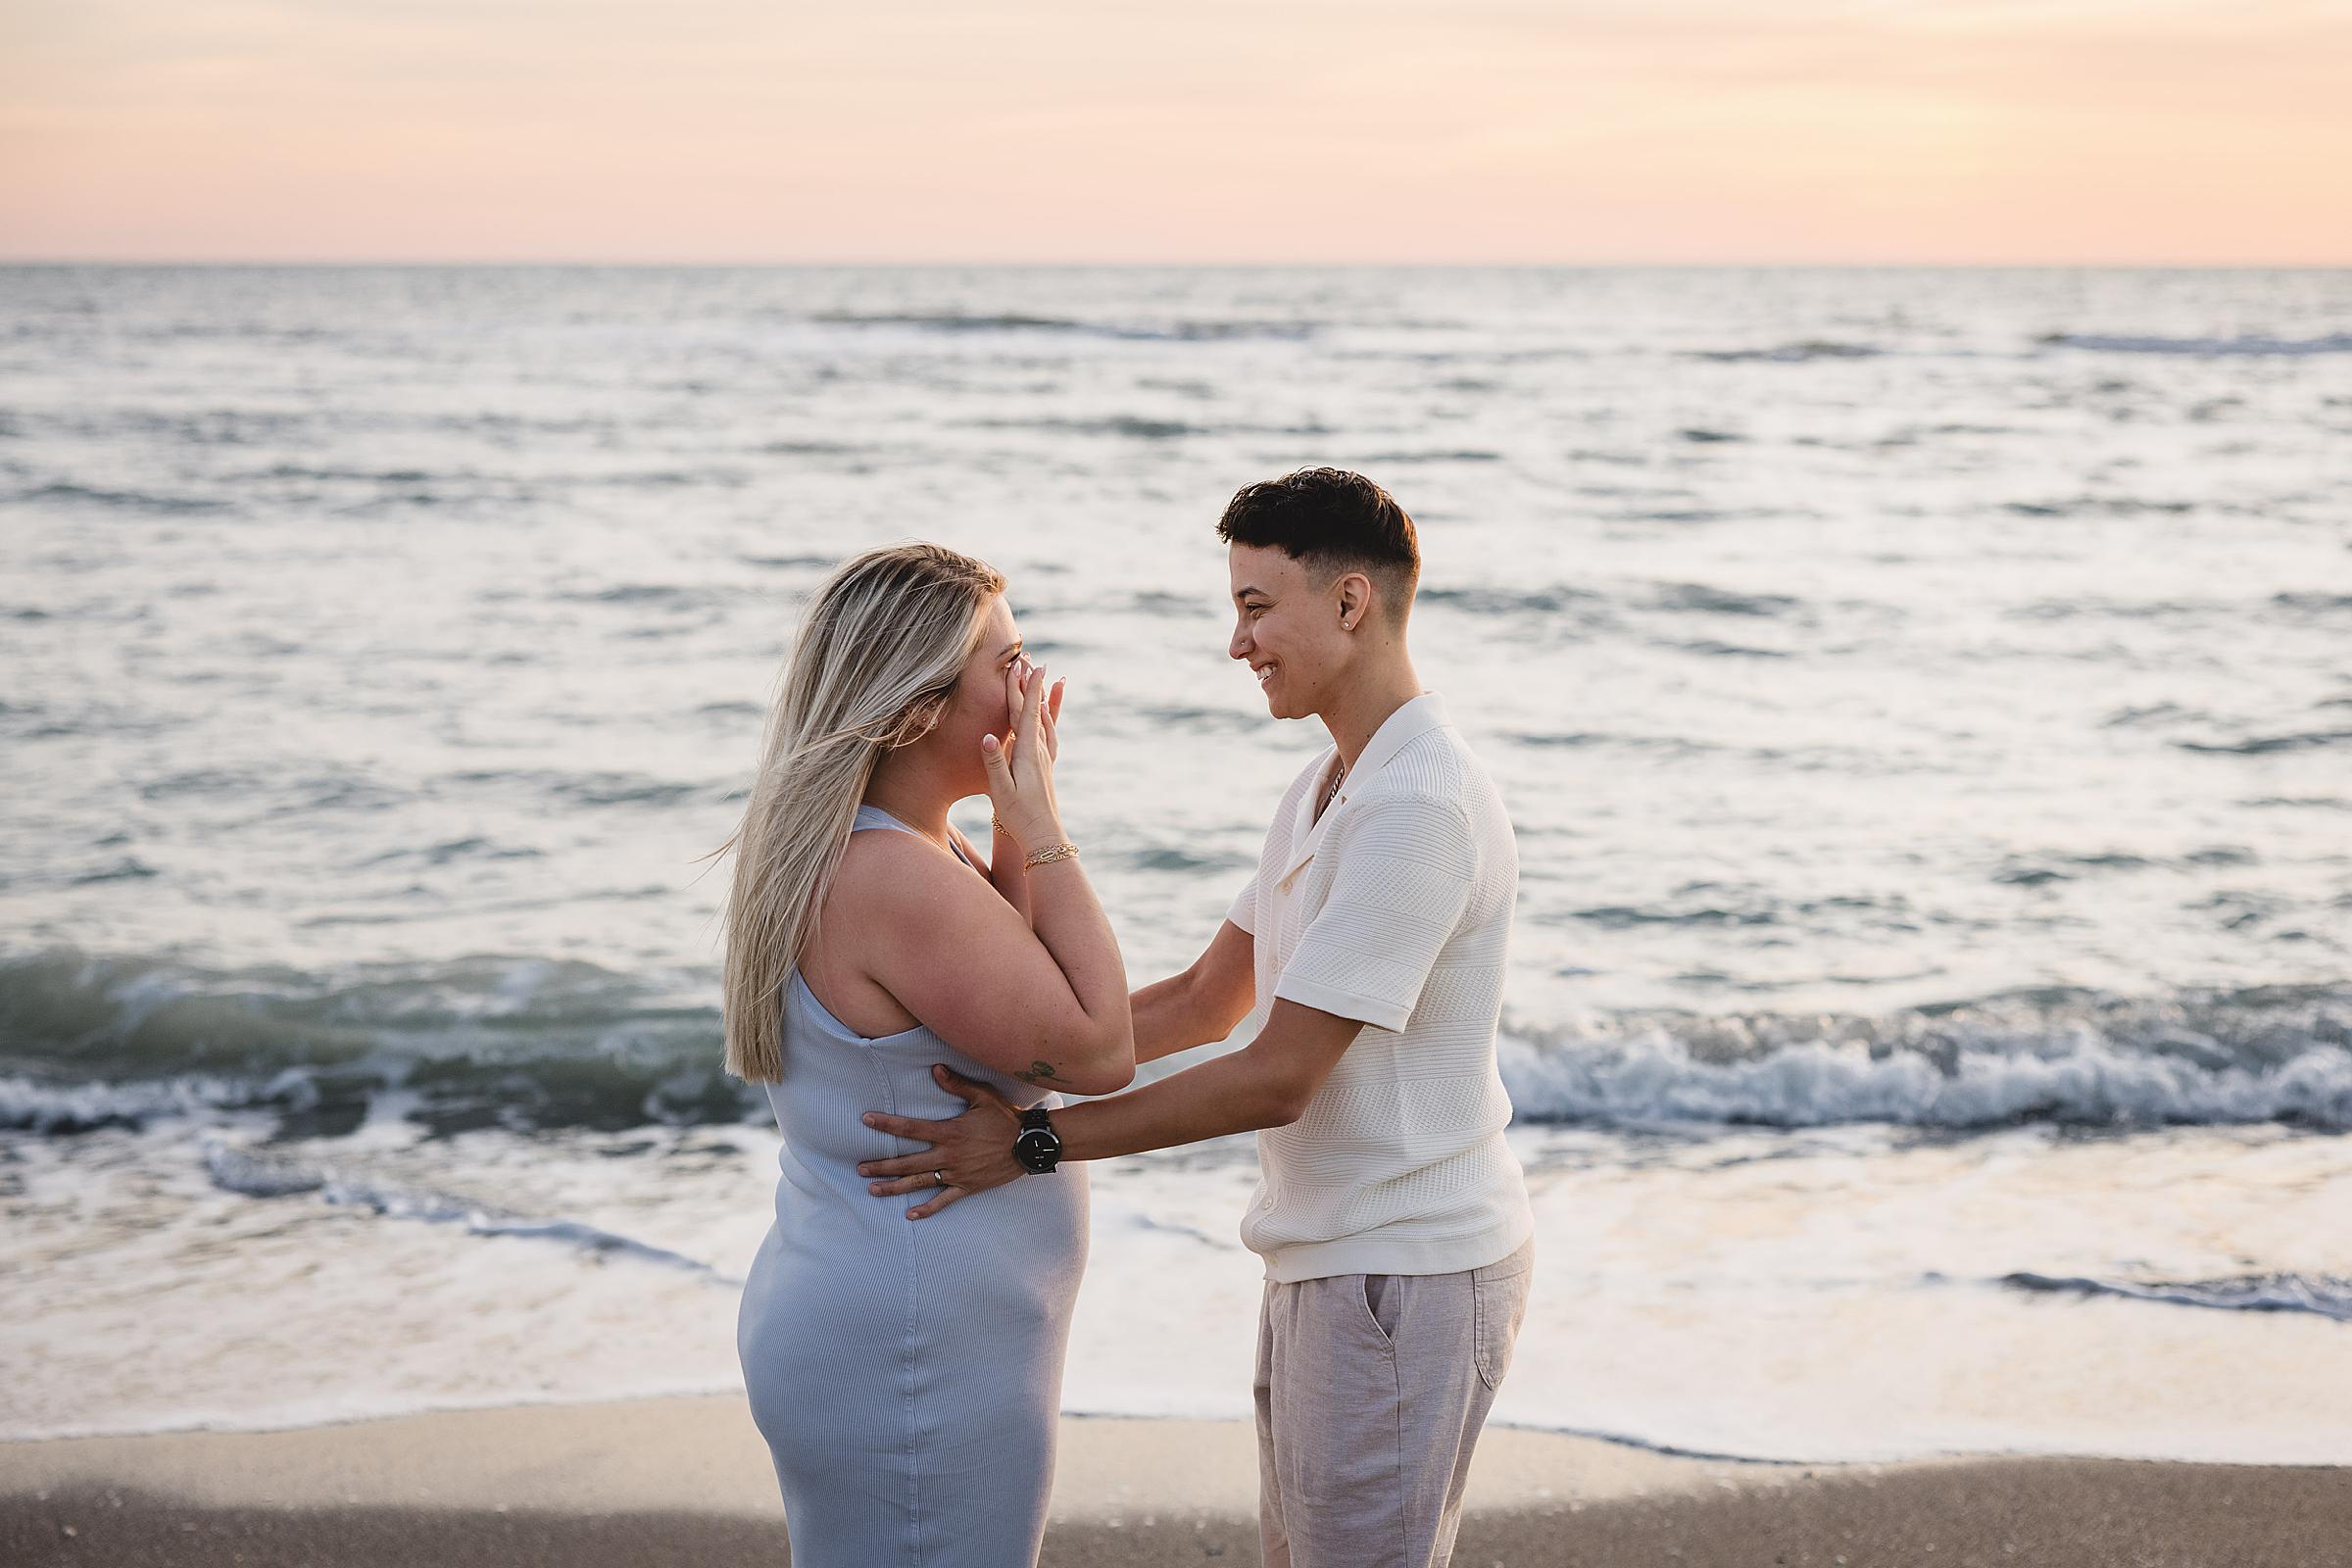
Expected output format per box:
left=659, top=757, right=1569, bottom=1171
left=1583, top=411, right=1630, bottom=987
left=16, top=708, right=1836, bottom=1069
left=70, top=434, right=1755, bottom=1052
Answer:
left=3, top=1396, right=2345, bottom=1567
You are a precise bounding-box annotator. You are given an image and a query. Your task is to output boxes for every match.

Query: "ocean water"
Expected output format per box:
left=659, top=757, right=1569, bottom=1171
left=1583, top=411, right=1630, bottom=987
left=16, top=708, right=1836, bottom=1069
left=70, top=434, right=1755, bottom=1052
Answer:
left=2, top=265, right=2347, bottom=1462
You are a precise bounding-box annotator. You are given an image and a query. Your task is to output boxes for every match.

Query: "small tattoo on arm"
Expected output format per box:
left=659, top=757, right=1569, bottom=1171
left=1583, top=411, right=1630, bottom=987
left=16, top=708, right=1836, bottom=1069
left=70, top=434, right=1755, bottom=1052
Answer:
left=1014, top=1060, right=1073, bottom=1086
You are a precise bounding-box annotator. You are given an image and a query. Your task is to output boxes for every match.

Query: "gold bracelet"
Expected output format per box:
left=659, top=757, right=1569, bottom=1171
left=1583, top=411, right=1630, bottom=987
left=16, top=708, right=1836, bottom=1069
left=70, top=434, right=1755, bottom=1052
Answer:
left=1022, top=842, right=1080, bottom=869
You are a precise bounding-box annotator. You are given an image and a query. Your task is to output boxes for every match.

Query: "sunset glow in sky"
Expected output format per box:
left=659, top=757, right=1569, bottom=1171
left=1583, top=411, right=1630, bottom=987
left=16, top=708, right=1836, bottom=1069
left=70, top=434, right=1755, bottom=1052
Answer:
left=3, top=0, right=2347, bottom=264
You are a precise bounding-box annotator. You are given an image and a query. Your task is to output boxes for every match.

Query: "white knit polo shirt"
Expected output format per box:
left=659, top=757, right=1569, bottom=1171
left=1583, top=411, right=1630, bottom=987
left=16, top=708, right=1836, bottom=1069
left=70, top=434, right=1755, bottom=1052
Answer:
left=1224, top=691, right=1534, bottom=1283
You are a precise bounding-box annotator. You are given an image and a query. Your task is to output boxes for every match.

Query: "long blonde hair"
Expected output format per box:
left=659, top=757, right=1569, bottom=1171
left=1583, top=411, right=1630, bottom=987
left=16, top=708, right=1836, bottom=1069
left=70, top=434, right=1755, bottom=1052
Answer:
left=712, top=543, right=1005, bottom=1082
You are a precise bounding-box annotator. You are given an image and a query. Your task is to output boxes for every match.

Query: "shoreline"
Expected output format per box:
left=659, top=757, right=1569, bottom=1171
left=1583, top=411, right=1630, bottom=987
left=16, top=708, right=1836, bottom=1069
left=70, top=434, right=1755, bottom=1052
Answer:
left=5, top=1396, right=2346, bottom=1567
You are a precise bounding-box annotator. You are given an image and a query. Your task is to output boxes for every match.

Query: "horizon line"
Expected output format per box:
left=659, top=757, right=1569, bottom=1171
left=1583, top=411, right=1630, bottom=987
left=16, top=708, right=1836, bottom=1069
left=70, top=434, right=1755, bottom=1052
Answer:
left=5, top=256, right=2350, bottom=271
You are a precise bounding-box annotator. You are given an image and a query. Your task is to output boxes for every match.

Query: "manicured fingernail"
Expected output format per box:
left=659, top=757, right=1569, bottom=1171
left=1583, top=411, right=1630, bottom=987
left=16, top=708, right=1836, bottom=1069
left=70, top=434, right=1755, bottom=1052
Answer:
left=868, top=1184, right=883, bottom=1195
left=861, top=1114, right=878, bottom=1127
left=981, top=735, right=999, bottom=754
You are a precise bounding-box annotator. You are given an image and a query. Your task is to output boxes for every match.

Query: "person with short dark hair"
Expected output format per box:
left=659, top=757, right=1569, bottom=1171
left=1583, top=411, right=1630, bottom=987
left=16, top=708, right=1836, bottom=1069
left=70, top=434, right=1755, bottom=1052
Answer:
left=1216, top=464, right=1422, bottom=599
left=860, top=468, right=1535, bottom=1568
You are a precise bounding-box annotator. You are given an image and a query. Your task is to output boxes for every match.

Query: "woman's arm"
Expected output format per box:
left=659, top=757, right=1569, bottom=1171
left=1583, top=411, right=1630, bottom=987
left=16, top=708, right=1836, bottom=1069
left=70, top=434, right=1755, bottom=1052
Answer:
left=863, top=664, right=1134, bottom=1095
left=983, top=824, right=1035, bottom=924
left=947, top=823, right=1034, bottom=925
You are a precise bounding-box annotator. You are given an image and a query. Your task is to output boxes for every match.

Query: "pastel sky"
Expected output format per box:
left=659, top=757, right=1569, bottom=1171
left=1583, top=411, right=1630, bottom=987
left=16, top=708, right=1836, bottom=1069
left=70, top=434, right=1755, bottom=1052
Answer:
left=3, top=0, right=2346, bottom=264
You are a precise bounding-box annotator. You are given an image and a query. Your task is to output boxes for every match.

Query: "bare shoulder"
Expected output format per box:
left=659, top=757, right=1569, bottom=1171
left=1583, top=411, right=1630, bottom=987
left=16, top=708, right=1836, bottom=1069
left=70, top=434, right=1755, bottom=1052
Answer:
left=830, top=817, right=1066, bottom=1048
left=828, top=827, right=970, bottom=922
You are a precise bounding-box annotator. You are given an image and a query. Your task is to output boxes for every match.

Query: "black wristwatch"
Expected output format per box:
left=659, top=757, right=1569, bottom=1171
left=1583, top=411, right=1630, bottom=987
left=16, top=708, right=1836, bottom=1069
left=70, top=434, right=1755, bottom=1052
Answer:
left=1012, top=1106, right=1062, bottom=1174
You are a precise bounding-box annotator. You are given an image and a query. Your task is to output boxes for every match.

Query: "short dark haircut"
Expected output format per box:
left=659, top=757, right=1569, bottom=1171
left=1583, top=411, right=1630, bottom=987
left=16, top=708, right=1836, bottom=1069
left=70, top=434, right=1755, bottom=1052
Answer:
left=1214, top=467, right=1420, bottom=606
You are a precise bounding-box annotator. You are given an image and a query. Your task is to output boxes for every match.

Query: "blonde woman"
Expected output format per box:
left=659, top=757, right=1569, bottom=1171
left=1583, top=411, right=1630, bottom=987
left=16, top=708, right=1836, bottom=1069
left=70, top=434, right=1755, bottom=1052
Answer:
left=718, top=544, right=1133, bottom=1565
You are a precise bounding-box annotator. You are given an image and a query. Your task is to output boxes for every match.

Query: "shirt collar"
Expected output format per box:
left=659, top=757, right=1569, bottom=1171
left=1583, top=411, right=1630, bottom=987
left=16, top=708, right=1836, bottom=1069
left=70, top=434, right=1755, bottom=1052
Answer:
left=1336, top=691, right=1451, bottom=806
left=1274, top=692, right=1450, bottom=892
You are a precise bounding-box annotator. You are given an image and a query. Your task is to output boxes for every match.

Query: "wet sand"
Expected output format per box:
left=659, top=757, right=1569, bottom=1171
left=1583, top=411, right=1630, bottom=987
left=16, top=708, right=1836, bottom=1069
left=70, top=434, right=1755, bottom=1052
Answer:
left=3, top=1396, right=2344, bottom=1566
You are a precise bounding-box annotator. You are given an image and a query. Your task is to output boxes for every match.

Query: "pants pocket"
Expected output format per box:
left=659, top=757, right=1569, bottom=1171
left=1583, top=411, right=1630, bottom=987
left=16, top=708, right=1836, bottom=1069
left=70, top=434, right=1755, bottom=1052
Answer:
left=1357, top=1273, right=1399, bottom=1350
left=1472, top=1267, right=1529, bottom=1391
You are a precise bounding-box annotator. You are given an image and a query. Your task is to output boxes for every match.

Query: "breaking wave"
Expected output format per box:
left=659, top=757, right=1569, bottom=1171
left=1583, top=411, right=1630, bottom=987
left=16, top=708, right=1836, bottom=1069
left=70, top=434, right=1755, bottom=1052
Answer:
left=6, top=948, right=2348, bottom=1140
left=1495, top=986, right=2352, bottom=1131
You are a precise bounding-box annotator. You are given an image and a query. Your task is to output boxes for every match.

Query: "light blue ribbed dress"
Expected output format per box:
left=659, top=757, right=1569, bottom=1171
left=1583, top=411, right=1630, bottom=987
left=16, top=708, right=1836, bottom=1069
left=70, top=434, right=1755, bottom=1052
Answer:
left=737, top=805, right=1090, bottom=1568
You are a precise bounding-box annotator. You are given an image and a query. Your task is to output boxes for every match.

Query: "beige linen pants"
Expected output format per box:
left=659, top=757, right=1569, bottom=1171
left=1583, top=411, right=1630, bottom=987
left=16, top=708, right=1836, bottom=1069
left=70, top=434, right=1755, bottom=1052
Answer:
left=1253, top=1238, right=1535, bottom=1568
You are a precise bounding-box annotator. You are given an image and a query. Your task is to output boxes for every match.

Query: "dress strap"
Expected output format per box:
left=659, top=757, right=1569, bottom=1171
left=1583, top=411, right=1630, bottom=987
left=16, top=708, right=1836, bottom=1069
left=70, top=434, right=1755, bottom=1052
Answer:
left=853, top=804, right=976, bottom=869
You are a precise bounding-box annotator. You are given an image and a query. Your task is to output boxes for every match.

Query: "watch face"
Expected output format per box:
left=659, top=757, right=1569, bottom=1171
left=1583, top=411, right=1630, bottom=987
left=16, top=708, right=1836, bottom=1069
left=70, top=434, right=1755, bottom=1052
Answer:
left=1014, top=1128, right=1058, bottom=1170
